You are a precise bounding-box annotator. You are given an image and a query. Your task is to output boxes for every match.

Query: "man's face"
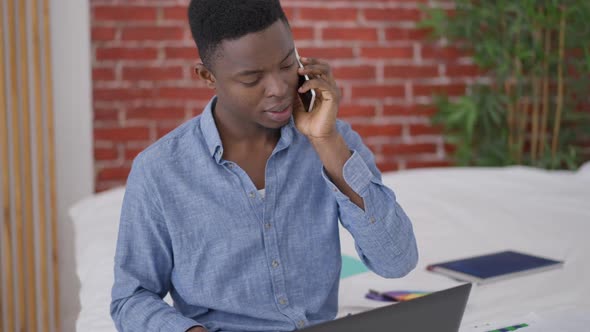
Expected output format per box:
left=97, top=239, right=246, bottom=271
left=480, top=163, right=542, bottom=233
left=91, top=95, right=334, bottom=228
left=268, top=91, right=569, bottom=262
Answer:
left=208, top=20, right=299, bottom=130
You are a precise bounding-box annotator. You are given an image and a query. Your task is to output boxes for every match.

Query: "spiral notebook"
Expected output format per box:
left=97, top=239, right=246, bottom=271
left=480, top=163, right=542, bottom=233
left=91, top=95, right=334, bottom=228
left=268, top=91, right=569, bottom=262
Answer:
left=427, top=250, right=563, bottom=284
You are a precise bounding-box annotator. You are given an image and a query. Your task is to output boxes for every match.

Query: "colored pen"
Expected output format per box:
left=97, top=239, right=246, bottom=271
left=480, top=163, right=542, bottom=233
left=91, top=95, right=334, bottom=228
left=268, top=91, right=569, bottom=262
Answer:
left=368, top=289, right=398, bottom=302
left=487, top=323, right=529, bottom=332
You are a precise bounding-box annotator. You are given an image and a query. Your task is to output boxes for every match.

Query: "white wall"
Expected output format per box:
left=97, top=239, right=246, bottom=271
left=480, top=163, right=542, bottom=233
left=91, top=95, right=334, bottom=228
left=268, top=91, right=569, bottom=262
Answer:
left=50, top=0, right=94, bottom=331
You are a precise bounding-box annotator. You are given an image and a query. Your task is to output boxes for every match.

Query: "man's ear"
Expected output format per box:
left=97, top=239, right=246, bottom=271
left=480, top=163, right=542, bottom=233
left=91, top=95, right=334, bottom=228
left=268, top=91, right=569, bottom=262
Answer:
left=194, top=63, right=216, bottom=89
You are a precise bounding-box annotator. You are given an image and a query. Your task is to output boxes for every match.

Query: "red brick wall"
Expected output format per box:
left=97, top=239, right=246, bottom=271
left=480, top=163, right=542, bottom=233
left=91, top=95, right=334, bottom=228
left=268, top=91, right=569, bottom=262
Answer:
left=91, top=0, right=468, bottom=192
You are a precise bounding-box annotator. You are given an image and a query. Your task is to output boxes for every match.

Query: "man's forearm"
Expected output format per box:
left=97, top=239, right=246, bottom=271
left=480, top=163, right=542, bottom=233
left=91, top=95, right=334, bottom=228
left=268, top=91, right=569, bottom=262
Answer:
left=310, top=133, right=365, bottom=210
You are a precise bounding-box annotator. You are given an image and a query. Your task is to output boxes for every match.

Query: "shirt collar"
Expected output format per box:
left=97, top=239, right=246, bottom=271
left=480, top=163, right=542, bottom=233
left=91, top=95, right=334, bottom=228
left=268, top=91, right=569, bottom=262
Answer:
left=200, top=97, right=224, bottom=163
left=200, top=96, right=297, bottom=164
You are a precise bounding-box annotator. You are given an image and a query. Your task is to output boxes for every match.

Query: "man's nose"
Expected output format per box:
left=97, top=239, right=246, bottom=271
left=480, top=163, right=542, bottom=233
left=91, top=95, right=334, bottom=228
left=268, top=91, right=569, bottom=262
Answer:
left=264, top=71, right=289, bottom=98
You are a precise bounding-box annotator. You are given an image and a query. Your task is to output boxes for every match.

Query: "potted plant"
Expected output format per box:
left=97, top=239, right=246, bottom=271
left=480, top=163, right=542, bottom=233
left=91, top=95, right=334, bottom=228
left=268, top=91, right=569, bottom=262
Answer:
left=420, top=0, right=590, bottom=169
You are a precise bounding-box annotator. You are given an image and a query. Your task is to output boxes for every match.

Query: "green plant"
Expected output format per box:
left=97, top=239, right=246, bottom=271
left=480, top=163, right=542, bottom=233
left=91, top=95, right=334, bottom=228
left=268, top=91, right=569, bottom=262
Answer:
left=420, top=0, right=590, bottom=169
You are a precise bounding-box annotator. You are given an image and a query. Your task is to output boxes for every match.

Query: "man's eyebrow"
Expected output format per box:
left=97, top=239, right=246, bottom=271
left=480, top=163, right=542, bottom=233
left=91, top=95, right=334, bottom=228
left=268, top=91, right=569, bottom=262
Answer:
left=236, top=68, right=264, bottom=76
left=235, top=48, right=295, bottom=77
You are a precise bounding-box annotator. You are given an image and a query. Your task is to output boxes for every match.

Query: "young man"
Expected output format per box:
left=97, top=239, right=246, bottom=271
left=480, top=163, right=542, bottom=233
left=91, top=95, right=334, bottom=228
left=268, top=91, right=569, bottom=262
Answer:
left=110, top=0, right=418, bottom=331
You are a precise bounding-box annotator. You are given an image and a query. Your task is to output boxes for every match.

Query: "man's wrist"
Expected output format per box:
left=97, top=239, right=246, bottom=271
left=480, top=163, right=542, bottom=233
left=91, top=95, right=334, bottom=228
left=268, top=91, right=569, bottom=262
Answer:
left=308, top=131, right=341, bottom=149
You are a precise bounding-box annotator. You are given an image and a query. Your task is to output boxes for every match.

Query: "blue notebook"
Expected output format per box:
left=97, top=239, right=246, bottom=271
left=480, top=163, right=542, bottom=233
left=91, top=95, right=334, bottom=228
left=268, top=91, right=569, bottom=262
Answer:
left=427, top=250, right=563, bottom=284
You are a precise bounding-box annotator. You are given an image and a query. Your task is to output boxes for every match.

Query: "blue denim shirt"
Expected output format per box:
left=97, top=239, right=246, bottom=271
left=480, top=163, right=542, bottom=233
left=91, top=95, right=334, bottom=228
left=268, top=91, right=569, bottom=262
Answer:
left=111, top=97, right=418, bottom=332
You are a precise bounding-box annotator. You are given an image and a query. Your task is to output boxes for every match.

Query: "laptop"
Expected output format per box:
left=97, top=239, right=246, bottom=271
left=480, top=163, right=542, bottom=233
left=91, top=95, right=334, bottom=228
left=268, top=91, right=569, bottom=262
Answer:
left=302, top=283, right=472, bottom=332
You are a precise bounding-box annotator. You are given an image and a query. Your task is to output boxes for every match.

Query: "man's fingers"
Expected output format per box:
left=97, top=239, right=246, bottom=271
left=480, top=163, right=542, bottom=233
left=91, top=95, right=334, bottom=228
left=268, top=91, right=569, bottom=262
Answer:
left=298, top=78, right=339, bottom=103
left=298, top=64, right=331, bottom=78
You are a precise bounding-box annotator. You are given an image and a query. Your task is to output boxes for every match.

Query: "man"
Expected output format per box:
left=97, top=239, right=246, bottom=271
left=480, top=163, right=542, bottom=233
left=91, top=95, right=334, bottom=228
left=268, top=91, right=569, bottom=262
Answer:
left=110, top=0, right=418, bottom=331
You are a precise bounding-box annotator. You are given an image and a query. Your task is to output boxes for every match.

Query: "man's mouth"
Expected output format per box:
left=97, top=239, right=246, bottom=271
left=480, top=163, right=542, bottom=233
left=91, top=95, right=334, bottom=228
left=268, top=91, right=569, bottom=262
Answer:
left=265, top=103, right=291, bottom=113
left=264, top=104, right=292, bottom=122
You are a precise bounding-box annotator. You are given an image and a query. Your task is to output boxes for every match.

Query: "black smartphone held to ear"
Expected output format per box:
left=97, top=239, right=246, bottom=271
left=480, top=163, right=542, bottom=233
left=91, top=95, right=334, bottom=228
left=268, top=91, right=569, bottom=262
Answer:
left=295, top=48, right=316, bottom=112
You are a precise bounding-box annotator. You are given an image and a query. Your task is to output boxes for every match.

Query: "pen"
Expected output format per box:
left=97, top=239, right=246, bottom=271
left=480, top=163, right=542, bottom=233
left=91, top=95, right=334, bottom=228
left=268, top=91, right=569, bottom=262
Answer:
left=487, top=323, right=529, bottom=332
left=368, top=289, right=398, bottom=302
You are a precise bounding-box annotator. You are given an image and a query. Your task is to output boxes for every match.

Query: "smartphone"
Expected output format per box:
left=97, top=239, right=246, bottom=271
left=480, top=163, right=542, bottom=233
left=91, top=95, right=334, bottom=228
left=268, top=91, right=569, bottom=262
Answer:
left=294, top=48, right=316, bottom=112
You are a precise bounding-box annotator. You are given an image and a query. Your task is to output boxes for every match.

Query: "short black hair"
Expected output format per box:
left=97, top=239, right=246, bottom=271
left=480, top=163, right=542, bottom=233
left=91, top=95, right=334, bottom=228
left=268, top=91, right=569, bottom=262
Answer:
left=188, top=0, right=289, bottom=69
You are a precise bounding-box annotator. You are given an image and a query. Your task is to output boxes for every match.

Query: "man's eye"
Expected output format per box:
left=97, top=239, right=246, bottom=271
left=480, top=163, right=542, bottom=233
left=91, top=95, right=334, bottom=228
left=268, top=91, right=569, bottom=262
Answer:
left=241, top=79, right=260, bottom=87
left=281, top=62, right=295, bottom=70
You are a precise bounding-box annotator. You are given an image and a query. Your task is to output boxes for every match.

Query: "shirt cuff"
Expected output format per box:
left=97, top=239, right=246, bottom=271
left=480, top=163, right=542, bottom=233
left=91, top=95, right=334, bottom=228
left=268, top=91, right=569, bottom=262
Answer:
left=164, top=315, right=203, bottom=332
left=329, top=150, right=373, bottom=196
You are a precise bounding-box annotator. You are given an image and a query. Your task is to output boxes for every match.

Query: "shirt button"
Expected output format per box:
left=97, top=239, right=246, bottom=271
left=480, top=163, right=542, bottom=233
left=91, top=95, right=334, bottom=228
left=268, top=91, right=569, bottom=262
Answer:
left=278, top=297, right=287, bottom=305
left=297, top=320, right=306, bottom=328
left=228, top=163, right=234, bottom=169
left=271, top=260, right=279, bottom=268
left=248, top=191, right=255, bottom=198
left=370, top=216, right=376, bottom=224
left=265, top=223, right=272, bottom=230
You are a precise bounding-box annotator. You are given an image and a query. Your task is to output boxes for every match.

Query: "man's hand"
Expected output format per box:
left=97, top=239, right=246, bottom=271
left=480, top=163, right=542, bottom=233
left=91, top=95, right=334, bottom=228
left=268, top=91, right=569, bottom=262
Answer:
left=292, top=56, right=364, bottom=210
left=187, top=326, right=207, bottom=332
left=292, top=57, right=341, bottom=141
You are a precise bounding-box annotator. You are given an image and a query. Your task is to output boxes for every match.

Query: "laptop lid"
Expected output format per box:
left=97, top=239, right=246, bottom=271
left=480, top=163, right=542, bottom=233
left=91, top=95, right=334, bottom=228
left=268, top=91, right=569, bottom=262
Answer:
left=302, top=283, right=472, bottom=332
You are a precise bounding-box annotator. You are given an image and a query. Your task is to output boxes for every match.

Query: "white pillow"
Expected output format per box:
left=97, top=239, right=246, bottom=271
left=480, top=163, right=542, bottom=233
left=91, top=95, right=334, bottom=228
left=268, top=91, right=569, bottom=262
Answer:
left=70, top=187, right=125, bottom=332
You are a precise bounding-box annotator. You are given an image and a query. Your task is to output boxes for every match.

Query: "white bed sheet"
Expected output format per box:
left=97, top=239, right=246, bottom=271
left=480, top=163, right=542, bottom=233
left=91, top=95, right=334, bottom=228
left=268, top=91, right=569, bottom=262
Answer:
left=69, top=164, right=590, bottom=331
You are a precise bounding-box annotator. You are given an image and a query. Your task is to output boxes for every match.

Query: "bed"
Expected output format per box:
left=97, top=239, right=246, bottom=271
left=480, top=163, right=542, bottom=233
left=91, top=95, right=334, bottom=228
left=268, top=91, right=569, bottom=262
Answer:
left=66, top=164, right=590, bottom=331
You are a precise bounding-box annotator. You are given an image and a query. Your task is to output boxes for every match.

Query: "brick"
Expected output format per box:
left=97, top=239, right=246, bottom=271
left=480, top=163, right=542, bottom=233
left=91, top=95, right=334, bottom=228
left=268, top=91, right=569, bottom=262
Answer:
left=299, top=8, right=358, bottom=21
left=385, top=27, right=431, bottom=41
left=294, top=47, right=354, bottom=59
left=382, top=143, right=437, bottom=155
left=364, top=8, right=421, bottom=21
left=351, top=85, right=405, bottom=99
left=383, top=104, right=437, bottom=117
left=421, top=46, right=469, bottom=60
left=96, top=181, right=125, bottom=193
left=94, top=108, right=119, bottom=121
left=360, top=47, right=413, bottom=59
left=385, top=65, right=438, bottom=79
left=283, top=7, right=295, bottom=21
left=94, top=127, right=150, bottom=141
left=93, top=87, right=158, bottom=101
left=125, top=147, right=146, bottom=160
left=444, top=143, right=457, bottom=154
left=94, top=6, right=157, bottom=21
left=338, top=105, right=376, bottom=117
left=92, top=27, right=117, bottom=41
left=157, top=124, right=185, bottom=138
left=408, top=124, right=443, bottom=136
left=122, top=26, right=184, bottom=41
left=323, top=27, right=378, bottom=41
left=163, top=6, right=187, bottom=20
left=446, top=64, right=482, bottom=77
left=351, top=124, right=403, bottom=137
left=406, top=160, right=452, bottom=169
left=122, top=66, right=184, bottom=81
left=94, top=147, right=119, bottom=161
left=97, top=167, right=132, bottom=181
left=291, top=27, right=314, bottom=40
left=377, top=161, right=400, bottom=172
left=159, top=87, right=214, bottom=100
left=333, top=65, right=376, bottom=80
left=165, top=47, right=199, bottom=60
left=126, top=107, right=186, bottom=120
left=413, top=83, right=466, bottom=97
left=96, top=47, right=158, bottom=61
left=92, top=67, right=116, bottom=81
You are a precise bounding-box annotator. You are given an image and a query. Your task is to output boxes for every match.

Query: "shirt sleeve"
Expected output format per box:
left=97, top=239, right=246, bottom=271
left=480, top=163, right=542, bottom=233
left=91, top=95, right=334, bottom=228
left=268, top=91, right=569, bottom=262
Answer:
left=321, top=120, right=419, bottom=278
left=110, top=158, right=204, bottom=332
